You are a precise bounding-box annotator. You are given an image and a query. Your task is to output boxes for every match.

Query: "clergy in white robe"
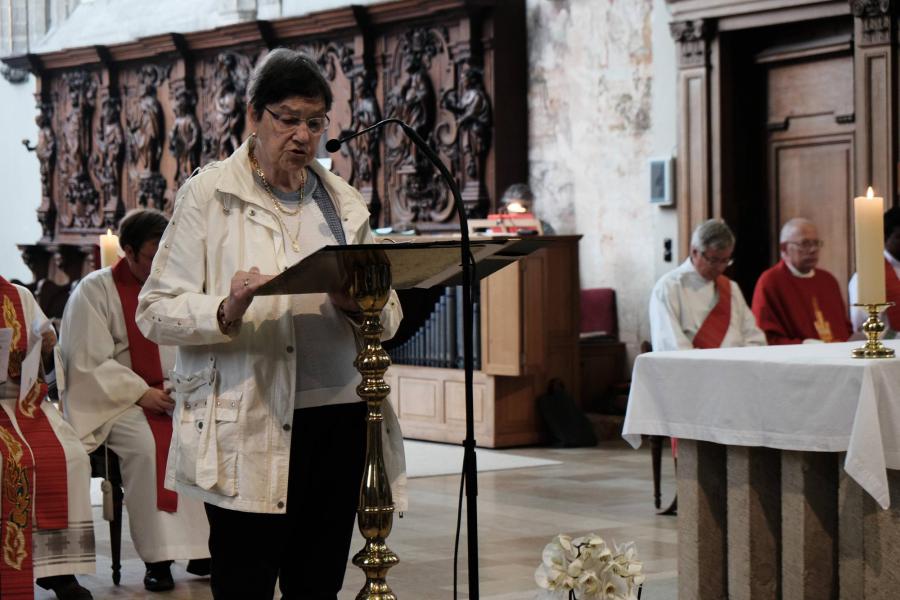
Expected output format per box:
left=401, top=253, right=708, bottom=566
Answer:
left=649, top=220, right=766, bottom=352
left=57, top=209, right=209, bottom=592
left=0, top=276, right=94, bottom=600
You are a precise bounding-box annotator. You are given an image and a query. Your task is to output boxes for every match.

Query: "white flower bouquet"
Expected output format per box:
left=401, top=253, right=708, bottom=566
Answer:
left=534, top=533, right=644, bottom=600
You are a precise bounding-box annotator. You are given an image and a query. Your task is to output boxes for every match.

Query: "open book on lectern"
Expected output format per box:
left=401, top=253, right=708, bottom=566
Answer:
left=255, top=237, right=552, bottom=295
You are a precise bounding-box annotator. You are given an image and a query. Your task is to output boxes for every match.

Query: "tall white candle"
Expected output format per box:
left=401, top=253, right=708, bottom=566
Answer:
left=854, top=186, right=886, bottom=304
left=99, top=229, right=120, bottom=268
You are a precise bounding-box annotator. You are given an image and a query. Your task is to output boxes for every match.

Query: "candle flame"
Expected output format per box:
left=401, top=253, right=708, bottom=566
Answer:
left=106, top=228, right=113, bottom=235
left=867, top=186, right=874, bottom=199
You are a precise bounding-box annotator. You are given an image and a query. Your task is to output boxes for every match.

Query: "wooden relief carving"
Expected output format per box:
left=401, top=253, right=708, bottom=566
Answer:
left=22, top=102, right=57, bottom=238
left=125, top=65, right=168, bottom=211
left=91, top=95, right=125, bottom=228
left=202, top=51, right=254, bottom=163
left=60, top=70, right=99, bottom=229
left=169, top=80, right=201, bottom=189
left=6, top=1, right=521, bottom=244
left=439, top=63, right=492, bottom=215
left=384, top=27, right=450, bottom=224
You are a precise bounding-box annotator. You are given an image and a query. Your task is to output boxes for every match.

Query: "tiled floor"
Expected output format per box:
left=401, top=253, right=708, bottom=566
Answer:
left=35, top=441, right=678, bottom=600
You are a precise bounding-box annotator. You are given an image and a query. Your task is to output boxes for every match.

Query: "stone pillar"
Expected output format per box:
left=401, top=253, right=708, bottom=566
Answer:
left=781, top=451, right=839, bottom=600
left=839, top=466, right=864, bottom=600
left=727, top=446, right=780, bottom=600
left=678, top=440, right=727, bottom=599
left=862, top=468, right=900, bottom=598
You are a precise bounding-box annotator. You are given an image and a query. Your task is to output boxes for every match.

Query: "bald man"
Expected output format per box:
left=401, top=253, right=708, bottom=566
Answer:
left=751, top=218, right=851, bottom=344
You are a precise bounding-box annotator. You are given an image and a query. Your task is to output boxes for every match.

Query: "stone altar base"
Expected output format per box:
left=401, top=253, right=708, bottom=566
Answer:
left=677, top=440, right=900, bottom=600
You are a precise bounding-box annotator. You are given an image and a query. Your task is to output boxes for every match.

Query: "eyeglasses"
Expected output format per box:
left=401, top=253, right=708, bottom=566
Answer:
left=700, top=251, right=734, bottom=267
left=264, top=107, right=330, bottom=135
left=786, top=240, right=824, bottom=251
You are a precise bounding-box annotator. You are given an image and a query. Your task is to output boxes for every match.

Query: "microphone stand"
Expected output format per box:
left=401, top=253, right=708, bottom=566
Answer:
left=327, top=118, right=480, bottom=599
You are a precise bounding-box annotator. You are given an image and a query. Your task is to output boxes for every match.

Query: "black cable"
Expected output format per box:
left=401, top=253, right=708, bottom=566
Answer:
left=453, top=452, right=466, bottom=600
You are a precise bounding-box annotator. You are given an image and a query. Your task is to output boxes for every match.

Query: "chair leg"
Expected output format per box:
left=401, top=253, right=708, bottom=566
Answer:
left=659, top=456, right=677, bottom=516
left=110, top=484, right=124, bottom=585
left=650, top=436, right=662, bottom=509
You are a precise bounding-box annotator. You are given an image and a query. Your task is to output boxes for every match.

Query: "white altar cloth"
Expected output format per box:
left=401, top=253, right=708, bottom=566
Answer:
left=622, top=340, right=900, bottom=508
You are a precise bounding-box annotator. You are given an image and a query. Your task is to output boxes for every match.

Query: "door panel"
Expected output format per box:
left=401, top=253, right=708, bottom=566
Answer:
left=765, top=53, right=854, bottom=304
left=769, top=138, right=854, bottom=302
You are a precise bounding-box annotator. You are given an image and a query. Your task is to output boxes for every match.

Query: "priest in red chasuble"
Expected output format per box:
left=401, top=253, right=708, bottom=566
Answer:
left=0, top=277, right=95, bottom=600
left=58, top=209, right=209, bottom=593
left=649, top=219, right=766, bottom=352
left=849, top=206, right=900, bottom=336
left=752, top=218, right=851, bottom=345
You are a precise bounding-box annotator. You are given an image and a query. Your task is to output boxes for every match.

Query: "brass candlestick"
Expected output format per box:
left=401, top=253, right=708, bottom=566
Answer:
left=347, top=250, right=399, bottom=600
left=852, top=302, right=896, bottom=358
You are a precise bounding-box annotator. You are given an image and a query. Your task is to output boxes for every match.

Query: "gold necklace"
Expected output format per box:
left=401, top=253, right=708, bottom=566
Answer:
left=248, top=137, right=304, bottom=252
left=276, top=204, right=303, bottom=253
left=248, top=136, right=306, bottom=216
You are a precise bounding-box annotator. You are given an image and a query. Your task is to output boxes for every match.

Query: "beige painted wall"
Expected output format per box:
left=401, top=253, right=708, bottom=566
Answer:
left=526, top=0, right=678, bottom=363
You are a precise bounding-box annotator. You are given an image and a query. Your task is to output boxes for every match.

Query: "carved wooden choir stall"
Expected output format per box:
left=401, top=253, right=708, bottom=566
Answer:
left=3, top=0, right=579, bottom=447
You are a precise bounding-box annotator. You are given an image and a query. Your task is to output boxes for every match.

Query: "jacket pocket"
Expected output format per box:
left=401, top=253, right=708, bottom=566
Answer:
left=171, top=365, right=240, bottom=497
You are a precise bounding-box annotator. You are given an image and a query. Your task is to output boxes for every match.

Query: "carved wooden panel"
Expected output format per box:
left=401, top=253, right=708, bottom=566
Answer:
left=5, top=0, right=526, bottom=248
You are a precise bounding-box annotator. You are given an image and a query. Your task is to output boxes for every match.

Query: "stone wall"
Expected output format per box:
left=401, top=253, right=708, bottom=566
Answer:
left=526, top=0, right=678, bottom=362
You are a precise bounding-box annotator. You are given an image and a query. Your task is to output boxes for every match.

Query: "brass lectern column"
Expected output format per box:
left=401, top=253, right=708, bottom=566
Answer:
left=349, top=257, right=399, bottom=600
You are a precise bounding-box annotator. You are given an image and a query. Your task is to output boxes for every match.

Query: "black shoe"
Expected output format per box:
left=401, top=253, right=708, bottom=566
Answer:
left=35, top=575, right=94, bottom=600
left=186, top=558, right=211, bottom=576
left=143, top=561, right=175, bottom=592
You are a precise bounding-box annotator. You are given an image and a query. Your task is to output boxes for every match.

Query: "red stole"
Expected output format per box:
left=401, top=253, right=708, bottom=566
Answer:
left=692, top=276, right=732, bottom=349
left=885, top=259, right=900, bottom=330
left=0, top=415, right=34, bottom=600
left=0, top=277, right=68, bottom=531
left=111, top=260, right=177, bottom=512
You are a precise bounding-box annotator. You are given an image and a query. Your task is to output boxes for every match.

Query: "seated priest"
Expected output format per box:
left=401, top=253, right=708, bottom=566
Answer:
left=649, top=218, right=766, bottom=352
left=0, top=276, right=95, bottom=600
left=751, top=218, right=851, bottom=344
left=58, top=209, right=210, bottom=593
left=849, top=206, right=900, bottom=336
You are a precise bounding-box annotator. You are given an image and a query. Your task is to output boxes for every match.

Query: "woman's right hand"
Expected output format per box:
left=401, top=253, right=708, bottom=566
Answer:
left=222, top=267, right=273, bottom=323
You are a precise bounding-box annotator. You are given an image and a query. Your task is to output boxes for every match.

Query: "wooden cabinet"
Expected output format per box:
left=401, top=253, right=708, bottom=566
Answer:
left=390, top=235, right=581, bottom=448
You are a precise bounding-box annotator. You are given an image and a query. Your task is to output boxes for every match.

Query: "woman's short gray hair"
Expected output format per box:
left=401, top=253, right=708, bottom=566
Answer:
left=691, top=219, right=735, bottom=252
left=247, top=48, right=333, bottom=120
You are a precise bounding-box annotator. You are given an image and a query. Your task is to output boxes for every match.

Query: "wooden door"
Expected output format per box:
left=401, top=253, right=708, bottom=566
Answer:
left=765, top=53, right=855, bottom=301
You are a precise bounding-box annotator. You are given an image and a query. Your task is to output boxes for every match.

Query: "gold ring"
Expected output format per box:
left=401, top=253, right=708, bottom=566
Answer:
left=243, top=278, right=250, bottom=287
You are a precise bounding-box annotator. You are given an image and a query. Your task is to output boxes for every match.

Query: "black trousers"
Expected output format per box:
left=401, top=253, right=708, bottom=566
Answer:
left=205, top=402, right=367, bottom=600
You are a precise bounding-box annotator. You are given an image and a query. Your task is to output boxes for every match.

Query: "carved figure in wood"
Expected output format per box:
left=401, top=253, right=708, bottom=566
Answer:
left=126, top=65, right=167, bottom=210
left=385, top=28, right=446, bottom=223
left=91, top=95, right=124, bottom=227
left=22, top=102, right=57, bottom=237
left=204, top=52, right=250, bottom=161
left=169, top=83, right=201, bottom=189
left=348, top=72, right=381, bottom=185
left=61, top=70, right=98, bottom=228
left=441, top=66, right=491, bottom=179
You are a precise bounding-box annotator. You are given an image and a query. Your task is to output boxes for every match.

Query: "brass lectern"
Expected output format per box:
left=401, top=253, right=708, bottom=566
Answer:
left=257, top=237, right=547, bottom=599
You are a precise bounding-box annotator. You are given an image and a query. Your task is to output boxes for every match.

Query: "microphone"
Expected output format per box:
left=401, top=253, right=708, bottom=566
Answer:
left=328, top=118, right=482, bottom=599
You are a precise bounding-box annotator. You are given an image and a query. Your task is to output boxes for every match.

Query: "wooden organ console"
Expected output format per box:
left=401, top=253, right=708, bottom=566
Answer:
left=385, top=235, right=581, bottom=448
